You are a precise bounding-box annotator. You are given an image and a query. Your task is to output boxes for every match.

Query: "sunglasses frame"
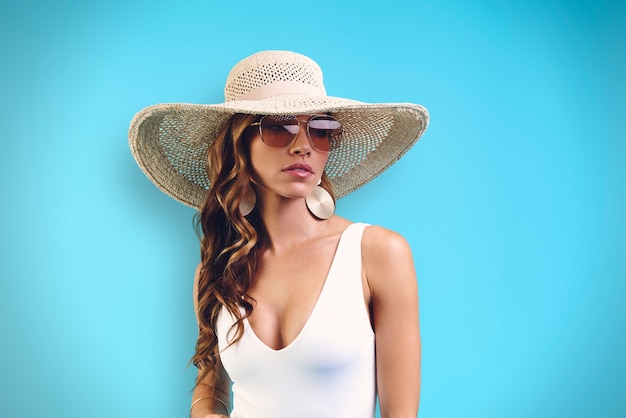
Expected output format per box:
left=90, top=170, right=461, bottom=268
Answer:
left=250, top=114, right=342, bottom=152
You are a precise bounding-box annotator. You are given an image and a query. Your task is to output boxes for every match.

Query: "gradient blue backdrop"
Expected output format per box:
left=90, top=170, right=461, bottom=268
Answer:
left=1, top=1, right=624, bottom=417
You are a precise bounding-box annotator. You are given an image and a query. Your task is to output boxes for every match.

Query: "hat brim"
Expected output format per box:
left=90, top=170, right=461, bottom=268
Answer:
left=129, top=94, right=429, bottom=210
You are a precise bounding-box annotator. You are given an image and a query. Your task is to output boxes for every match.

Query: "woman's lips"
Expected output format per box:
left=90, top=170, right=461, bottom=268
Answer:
left=283, top=163, right=313, bottom=178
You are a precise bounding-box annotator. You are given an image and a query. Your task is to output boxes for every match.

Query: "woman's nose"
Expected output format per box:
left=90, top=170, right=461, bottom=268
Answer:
left=288, top=119, right=312, bottom=155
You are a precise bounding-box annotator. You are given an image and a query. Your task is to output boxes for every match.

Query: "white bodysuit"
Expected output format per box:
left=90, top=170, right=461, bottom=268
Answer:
left=216, top=222, right=376, bottom=418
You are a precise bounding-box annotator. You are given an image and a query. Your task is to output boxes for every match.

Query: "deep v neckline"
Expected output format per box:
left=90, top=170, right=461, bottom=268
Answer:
left=244, top=223, right=356, bottom=353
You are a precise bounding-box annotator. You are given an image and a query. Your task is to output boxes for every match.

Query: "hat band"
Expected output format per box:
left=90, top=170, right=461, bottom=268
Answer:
left=233, top=81, right=327, bottom=102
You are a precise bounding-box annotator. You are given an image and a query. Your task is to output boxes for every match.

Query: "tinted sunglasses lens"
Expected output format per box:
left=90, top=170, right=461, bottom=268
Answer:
left=260, top=115, right=299, bottom=147
left=308, top=116, right=342, bottom=151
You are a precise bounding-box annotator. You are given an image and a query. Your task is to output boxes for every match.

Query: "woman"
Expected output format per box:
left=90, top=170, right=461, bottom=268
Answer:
left=129, top=50, right=429, bottom=418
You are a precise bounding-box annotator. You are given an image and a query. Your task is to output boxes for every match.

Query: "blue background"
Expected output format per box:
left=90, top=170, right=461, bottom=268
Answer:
left=1, top=0, right=624, bottom=417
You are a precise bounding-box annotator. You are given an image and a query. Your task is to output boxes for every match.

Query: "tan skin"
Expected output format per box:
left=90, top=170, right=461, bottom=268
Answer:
left=191, top=116, right=421, bottom=418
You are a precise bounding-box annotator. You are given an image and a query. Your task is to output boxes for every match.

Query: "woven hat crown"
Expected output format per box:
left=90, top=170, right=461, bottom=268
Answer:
left=223, top=50, right=327, bottom=102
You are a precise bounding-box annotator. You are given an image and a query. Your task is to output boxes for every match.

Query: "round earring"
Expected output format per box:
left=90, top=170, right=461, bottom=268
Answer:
left=306, top=180, right=335, bottom=220
left=239, top=185, right=256, bottom=216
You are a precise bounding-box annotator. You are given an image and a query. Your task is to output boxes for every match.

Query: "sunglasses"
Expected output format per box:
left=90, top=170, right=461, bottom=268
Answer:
left=250, top=115, right=343, bottom=152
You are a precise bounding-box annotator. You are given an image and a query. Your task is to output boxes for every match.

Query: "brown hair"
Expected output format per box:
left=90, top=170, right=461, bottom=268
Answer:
left=190, top=113, right=335, bottom=388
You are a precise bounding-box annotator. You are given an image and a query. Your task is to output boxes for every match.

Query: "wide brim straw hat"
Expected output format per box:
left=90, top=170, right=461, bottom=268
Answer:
left=129, top=50, right=429, bottom=210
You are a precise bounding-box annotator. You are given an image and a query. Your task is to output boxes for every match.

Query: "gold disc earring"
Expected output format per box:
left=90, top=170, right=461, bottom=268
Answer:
left=239, top=185, right=256, bottom=216
left=305, top=180, right=335, bottom=220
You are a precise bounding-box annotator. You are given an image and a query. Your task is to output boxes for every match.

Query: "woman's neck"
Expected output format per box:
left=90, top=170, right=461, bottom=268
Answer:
left=256, top=195, right=327, bottom=254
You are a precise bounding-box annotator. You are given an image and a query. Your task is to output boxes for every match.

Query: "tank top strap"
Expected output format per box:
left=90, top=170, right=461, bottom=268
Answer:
left=327, top=221, right=369, bottom=284
left=307, top=222, right=371, bottom=335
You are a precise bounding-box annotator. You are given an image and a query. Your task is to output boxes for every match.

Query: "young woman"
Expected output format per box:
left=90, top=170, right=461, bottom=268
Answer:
left=129, top=50, right=429, bottom=418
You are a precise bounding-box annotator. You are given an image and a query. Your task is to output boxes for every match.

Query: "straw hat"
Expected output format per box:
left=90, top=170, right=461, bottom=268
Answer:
left=129, top=50, right=429, bottom=209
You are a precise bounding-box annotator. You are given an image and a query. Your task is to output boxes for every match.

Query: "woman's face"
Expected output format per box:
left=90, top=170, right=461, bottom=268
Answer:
left=247, top=115, right=331, bottom=200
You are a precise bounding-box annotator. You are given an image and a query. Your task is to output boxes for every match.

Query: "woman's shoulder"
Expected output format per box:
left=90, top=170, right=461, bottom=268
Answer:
left=360, top=224, right=416, bottom=289
left=330, top=216, right=411, bottom=255
left=362, top=224, right=411, bottom=254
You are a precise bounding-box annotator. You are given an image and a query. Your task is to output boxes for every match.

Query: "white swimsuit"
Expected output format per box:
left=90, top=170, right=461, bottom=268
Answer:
left=216, top=223, right=375, bottom=418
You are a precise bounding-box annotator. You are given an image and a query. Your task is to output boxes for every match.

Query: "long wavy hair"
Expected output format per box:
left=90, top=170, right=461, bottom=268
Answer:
left=191, top=113, right=336, bottom=389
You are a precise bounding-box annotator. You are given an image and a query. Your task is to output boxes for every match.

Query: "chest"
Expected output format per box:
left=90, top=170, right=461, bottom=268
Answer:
left=216, top=223, right=376, bottom=417
left=245, top=242, right=338, bottom=350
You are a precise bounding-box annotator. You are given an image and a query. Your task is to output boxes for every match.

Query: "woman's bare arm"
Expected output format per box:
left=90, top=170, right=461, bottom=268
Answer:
left=190, top=264, right=232, bottom=418
left=363, top=227, right=421, bottom=418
